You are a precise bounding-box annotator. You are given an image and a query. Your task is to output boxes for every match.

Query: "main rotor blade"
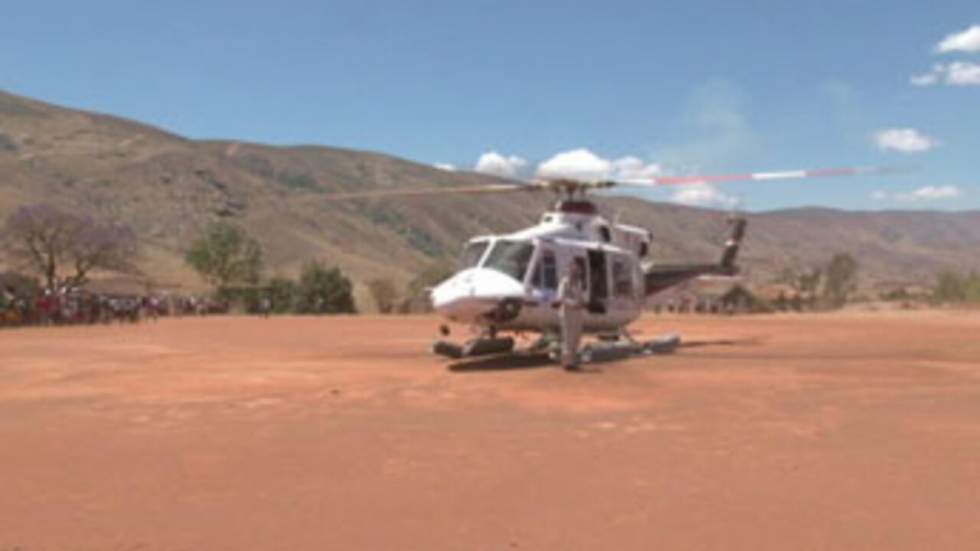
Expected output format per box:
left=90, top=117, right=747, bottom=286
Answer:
left=634, top=166, right=905, bottom=186
left=321, top=182, right=537, bottom=200
left=319, top=164, right=907, bottom=200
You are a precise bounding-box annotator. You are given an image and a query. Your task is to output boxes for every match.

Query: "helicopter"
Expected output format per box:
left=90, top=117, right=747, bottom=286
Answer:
left=326, top=165, right=894, bottom=361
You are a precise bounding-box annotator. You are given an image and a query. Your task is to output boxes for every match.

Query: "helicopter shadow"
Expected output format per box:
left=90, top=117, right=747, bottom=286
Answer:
left=677, top=336, right=769, bottom=349
left=447, top=349, right=635, bottom=374
left=447, top=336, right=768, bottom=373
left=448, top=352, right=554, bottom=373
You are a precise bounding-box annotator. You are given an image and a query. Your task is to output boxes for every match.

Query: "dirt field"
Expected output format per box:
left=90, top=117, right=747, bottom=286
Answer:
left=1, top=312, right=979, bottom=550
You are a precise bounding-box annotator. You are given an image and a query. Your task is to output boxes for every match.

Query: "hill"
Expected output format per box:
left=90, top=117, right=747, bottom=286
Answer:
left=2, top=89, right=979, bottom=306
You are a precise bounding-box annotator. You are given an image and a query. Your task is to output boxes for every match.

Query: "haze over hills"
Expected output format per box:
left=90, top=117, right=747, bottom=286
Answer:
left=1, top=89, right=978, bottom=305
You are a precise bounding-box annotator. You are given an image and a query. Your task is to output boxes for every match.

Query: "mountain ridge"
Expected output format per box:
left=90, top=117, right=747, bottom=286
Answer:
left=2, top=88, right=978, bottom=307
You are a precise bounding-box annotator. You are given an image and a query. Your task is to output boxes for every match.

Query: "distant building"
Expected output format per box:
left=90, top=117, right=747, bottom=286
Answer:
left=648, top=277, right=772, bottom=314
left=756, top=283, right=818, bottom=312
left=872, top=280, right=932, bottom=302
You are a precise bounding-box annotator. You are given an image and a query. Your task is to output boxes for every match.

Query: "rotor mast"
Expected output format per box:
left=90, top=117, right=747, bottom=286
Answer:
left=542, top=179, right=614, bottom=214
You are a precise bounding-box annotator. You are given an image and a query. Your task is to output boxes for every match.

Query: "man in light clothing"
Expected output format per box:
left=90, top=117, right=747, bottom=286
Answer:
left=557, top=260, right=586, bottom=371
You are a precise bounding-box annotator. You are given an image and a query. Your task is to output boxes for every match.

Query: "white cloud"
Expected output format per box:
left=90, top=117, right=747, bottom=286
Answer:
left=873, top=128, right=937, bottom=153
left=433, top=163, right=456, bottom=171
left=670, top=184, right=738, bottom=208
left=610, top=156, right=662, bottom=182
left=945, top=61, right=980, bottom=85
left=658, top=80, right=762, bottom=169
left=910, top=62, right=980, bottom=86
left=535, top=148, right=661, bottom=182
left=910, top=72, right=939, bottom=86
left=474, top=151, right=528, bottom=178
left=536, top=148, right=611, bottom=180
left=908, top=185, right=962, bottom=200
left=871, top=185, right=962, bottom=202
left=937, top=24, right=980, bottom=53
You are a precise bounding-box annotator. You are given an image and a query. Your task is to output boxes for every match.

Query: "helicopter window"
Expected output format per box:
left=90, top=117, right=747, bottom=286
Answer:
left=484, top=240, right=535, bottom=281
left=460, top=241, right=489, bottom=268
left=612, top=256, right=633, bottom=297
left=531, top=250, right=558, bottom=290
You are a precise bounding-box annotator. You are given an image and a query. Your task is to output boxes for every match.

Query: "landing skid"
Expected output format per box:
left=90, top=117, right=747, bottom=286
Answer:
left=432, top=337, right=515, bottom=359
left=579, top=333, right=681, bottom=363
left=434, top=331, right=680, bottom=363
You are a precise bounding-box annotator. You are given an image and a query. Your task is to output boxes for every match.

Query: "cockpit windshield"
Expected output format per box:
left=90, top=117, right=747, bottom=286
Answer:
left=460, top=240, right=489, bottom=268
left=483, top=240, right=535, bottom=281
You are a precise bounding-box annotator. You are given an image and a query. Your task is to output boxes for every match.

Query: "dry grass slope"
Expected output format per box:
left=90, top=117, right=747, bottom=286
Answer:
left=2, top=89, right=979, bottom=301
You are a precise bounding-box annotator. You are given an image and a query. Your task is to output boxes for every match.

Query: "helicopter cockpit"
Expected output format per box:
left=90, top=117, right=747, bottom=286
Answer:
left=483, top=240, right=535, bottom=281
left=459, top=239, right=491, bottom=268
left=460, top=238, right=535, bottom=282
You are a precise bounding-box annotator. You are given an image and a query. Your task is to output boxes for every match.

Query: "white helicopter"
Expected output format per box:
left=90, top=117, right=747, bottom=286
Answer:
left=327, top=165, right=892, bottom=360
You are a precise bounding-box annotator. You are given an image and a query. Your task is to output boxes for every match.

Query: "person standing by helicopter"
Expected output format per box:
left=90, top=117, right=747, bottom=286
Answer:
left=557, top=260, right=586, bottom=371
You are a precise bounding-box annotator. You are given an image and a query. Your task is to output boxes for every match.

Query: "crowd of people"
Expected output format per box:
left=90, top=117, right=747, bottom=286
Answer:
left=0, top=286, right=229, bottom=328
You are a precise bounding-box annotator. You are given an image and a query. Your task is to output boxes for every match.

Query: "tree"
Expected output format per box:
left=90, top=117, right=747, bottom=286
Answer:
left=2, top=204, right=138, bottom=290
left=822, top=253, right=859, bottom=308
left=964, top=272, right=980, bottom=303
left=933, top=271, right=965, bottom=303
left=295, top=261, right=355, bottom=314
left=367, top=277, right=399, bottom=314
left=185, top=223, right=263, bottom=291
left=265, top=276, right=298, bottom=313
left=0, top=271, right=39, bottom=299
left=933, top=271, right=980, bottom=304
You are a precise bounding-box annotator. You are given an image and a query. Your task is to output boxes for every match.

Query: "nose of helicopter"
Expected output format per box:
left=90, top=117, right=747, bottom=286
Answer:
left=430, top=268, right=526, bottom=323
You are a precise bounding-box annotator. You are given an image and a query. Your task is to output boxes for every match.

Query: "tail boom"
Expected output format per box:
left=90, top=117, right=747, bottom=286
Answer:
left=643, top=217, right=747, bottom=296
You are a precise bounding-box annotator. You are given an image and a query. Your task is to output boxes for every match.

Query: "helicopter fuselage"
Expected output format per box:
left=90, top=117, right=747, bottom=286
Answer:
left=430, top=201, right=650, bottom=335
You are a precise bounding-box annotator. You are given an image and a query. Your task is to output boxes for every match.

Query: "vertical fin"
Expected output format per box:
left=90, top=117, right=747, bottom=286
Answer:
left=720, top=217, right=747, bottom=270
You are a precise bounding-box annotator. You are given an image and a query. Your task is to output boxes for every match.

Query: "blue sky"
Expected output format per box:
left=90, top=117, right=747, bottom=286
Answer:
left=2, top=1, right=978, bottom=210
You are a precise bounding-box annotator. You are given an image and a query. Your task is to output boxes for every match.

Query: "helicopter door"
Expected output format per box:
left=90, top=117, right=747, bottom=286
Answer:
left=610, top=254, right=637, bottom=310
left=586, top=250, right=608, bottom=314
left=531, top=248, right=559, bottom=291
left=573, top=256, right=588, bottom=290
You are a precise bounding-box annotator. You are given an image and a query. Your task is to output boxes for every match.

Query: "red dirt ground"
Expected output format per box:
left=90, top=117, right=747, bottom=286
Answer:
left=1, top=312, right=979, bottom=550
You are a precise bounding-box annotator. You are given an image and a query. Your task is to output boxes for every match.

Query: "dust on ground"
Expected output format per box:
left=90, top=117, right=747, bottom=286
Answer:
left=1, top=311, right=979, bottom=550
